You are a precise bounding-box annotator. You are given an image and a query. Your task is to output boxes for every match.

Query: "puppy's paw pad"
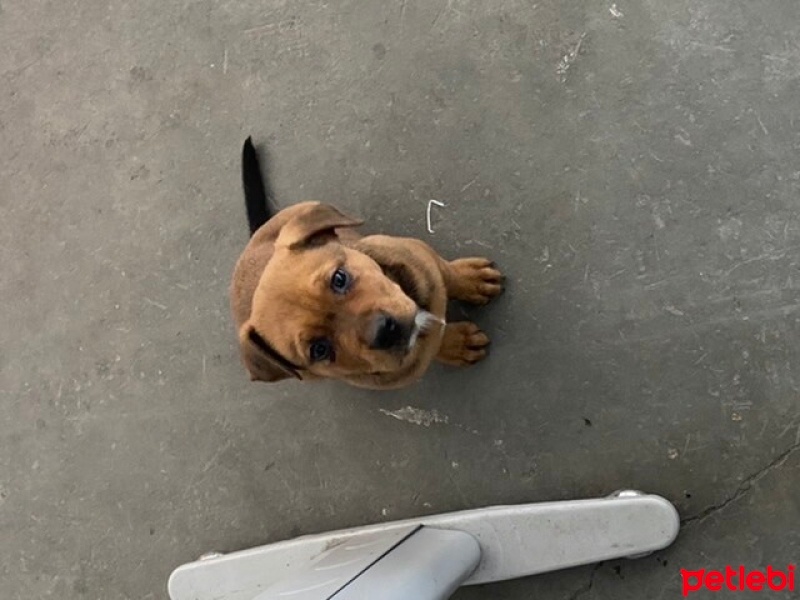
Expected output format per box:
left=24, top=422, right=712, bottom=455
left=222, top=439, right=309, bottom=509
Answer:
left=450, top=258, right=504, bottom=304
left=437, top=322, right=490, bottom=367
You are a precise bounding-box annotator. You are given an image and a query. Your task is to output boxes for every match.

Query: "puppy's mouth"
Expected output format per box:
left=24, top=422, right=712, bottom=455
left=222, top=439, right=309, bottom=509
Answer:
left=408, top=310, right=445, bottom=350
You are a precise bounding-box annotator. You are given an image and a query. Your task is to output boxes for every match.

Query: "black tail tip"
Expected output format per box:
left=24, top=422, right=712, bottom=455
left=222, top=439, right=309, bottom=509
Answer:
left=241, top=135, right=273, bottom=236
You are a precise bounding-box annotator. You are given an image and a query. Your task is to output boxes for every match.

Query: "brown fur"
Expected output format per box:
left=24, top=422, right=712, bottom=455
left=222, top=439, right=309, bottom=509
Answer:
left=230, top=201, right=503, bottom=389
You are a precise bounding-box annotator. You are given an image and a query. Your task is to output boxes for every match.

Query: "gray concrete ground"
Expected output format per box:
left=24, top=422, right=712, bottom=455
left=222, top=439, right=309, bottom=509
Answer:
left=2, top=0, right=799, bottom=598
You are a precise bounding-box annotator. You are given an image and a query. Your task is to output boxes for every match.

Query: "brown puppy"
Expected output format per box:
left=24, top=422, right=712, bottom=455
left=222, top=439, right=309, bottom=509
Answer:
left=230, top=138, right=503, bottom=389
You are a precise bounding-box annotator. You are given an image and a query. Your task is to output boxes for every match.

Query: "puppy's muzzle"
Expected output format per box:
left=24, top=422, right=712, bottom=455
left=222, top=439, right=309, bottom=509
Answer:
left=370, top=314, right=412, bottom=351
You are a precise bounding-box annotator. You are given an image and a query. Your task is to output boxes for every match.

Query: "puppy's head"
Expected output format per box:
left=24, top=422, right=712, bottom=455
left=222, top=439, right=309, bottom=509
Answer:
left=240, top=203, right=438, bottom=383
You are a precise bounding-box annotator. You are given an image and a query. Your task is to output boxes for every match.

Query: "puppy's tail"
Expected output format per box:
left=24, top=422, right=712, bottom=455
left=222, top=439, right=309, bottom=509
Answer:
left=242, top=136, right=276, bottom=236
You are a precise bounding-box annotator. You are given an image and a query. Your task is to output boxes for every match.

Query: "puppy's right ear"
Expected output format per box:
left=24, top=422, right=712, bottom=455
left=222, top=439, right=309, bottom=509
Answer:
left=277, top=203, right=363, bottom=250
left=239, top=324, right=301, bottom=383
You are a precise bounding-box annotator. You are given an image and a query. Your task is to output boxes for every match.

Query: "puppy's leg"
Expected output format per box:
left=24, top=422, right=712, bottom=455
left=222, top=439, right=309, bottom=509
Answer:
left=442, top=258, right=504, bottom=304
left=436, top=322, right=490, bottom=366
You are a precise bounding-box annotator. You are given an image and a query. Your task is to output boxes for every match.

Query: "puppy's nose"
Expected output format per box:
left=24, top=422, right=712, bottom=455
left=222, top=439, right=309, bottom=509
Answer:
left=370, top=314, right=410, bottom=350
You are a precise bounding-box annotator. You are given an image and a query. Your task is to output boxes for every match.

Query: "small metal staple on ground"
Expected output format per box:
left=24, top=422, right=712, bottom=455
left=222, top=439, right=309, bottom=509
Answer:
left=426, top=199, right=447, bottom=234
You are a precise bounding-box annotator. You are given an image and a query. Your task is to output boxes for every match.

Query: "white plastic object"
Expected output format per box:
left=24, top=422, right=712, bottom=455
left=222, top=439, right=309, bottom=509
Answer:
left=168, top=491, right=679, bottom=600
left=255, top=526, right=481, bottom=600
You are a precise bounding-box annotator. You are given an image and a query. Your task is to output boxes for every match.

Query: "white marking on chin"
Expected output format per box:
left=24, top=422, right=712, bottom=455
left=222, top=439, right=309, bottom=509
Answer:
left=408, top=310, right=445, bottom=350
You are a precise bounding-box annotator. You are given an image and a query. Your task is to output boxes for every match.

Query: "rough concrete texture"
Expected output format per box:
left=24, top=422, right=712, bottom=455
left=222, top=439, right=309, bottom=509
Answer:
left=2, top=0, right=799, bottom=598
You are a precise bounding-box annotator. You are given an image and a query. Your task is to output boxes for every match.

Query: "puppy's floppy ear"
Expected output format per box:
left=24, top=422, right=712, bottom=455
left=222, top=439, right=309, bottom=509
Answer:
left=277, top=202, right=363, bottom=250
left=239, top=323, right=301, bottom=383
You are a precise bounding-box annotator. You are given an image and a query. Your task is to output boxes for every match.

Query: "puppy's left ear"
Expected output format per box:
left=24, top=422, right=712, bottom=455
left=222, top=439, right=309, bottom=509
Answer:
left=277, top=202, right=363, bottom=250
left=239, top=324, right=301, bottom=383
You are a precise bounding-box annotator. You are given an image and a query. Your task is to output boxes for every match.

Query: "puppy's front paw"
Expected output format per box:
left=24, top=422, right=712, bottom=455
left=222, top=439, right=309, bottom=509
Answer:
left=448, top=258, right=504, bottom=304
left=436, top=321, right=490, bottom=367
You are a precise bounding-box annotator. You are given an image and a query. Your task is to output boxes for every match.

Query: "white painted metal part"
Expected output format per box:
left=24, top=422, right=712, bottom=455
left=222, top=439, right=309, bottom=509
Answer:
left=168, top=491, right=679, bottom=600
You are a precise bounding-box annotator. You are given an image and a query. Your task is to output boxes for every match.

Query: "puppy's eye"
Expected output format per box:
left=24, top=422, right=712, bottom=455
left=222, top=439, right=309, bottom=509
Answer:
left=330, top=268, right=351, bottom=294
left=309, top=338, right=334, bottom=363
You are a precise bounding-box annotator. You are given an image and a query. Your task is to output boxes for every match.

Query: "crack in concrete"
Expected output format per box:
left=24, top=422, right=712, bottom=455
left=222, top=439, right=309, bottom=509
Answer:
left=681, top=440, right=800, bottom=526
left=561, top=441, right=799, bottom=599
left=566, top=563, right=603, bottom=600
